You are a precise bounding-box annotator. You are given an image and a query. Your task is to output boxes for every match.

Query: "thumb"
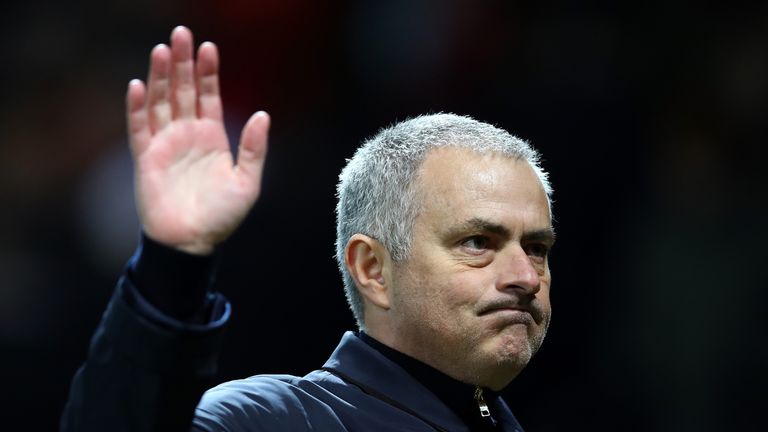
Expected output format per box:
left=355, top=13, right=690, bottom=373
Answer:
left=236, top=111, right=270, bottom=181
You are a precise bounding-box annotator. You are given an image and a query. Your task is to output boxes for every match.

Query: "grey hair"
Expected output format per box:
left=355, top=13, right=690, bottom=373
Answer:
left=335, top=113, right=552, bottom=329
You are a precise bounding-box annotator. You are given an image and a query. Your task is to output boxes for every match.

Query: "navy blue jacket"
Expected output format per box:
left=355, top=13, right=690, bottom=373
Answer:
left=63, top=276, right=525, bottom=431
left=194, top=331, right=524, bottom=431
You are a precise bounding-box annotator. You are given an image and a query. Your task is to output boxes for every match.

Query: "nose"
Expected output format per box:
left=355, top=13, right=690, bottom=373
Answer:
left=495, top=245, right=541, bottom=295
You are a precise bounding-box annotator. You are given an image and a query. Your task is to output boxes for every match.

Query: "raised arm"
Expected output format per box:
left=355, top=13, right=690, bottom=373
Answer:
left=62, top=27, right=269, bottom=432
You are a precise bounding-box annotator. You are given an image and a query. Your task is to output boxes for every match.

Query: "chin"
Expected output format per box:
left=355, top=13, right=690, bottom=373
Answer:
left=470, top=323, right=548, bottom=389
left=480, top=332, right=538, bottom=386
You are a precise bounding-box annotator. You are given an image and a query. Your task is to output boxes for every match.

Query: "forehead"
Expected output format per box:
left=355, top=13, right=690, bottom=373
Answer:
left=415, top=147, right=551, bottom=231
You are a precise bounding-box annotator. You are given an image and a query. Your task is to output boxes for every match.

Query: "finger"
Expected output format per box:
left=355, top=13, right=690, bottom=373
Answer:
left=146, top=44, right=172, bottom=132
left=196, top=42, right=223, bottom=122
left=126, top=79, right=152, bottom=156
left=236, top=111, right=271, bottom=182
left=170, top=26, right=197, bottom=119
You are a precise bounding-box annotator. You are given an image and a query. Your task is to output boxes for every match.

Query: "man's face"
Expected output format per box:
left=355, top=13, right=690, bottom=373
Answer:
left=388, top=147, right=553, bottom=390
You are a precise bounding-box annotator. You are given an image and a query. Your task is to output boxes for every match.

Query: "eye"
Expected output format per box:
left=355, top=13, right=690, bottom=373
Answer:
left=524, top=243, right=550, bottom=260
left=460, top=235, right=490, bottom=252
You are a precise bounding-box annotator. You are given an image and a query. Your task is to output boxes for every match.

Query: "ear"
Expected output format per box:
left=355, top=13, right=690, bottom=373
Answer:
left=345, top=234, right=391, bottom=310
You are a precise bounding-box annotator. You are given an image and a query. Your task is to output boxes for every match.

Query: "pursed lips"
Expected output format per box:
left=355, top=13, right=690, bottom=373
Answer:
left=478, top=302, right=542, bottom=325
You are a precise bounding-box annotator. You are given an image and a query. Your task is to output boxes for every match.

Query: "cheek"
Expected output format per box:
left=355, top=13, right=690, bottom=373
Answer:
left=538, top=278, right=552, bottom=305
left=434, top=271, right=494, bottom=316
left=396, top=248, right=493, bottom=312
left=396, top=269, right=472, bottom=318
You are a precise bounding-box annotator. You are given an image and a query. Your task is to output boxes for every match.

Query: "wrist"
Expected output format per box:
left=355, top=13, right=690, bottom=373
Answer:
left=174, top=241, right=216, bottom=256
left=141, top=229, right=217, bottom=256
left=128, top=232, right=219, bottom=322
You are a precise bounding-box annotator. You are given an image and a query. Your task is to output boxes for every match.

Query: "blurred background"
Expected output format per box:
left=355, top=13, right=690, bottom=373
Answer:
left=1, top=0, right=766, bottom=430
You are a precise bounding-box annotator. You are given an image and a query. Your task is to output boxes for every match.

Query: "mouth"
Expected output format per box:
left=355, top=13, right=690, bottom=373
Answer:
left=479, top=303, right=541, bottom=325
left=480, top=307, right=535, bottom=325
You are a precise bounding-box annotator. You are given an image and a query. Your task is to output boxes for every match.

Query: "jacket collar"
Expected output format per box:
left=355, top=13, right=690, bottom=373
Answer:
left=322, top=331, right=524, bottom=432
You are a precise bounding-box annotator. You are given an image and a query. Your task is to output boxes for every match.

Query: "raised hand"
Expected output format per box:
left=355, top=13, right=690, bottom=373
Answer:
left=126, top=26, right=270, bottom=255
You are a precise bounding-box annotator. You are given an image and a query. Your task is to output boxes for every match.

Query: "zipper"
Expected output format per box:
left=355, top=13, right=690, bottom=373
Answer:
left=474, top=386, right=491, bottom=417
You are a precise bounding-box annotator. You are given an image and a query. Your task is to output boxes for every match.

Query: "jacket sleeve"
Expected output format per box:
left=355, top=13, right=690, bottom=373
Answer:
left=60, top=274, right=230, bottom=432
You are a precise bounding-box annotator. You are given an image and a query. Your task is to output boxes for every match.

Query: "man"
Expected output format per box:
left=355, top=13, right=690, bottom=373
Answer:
left=62, top=26, right=555, bottom=432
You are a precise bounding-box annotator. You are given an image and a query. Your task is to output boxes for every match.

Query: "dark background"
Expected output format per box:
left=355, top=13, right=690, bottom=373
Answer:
left=1, top=0, right=766, bottom=430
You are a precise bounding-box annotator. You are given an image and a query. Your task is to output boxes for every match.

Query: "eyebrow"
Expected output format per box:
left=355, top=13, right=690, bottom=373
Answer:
left=452, top=218, right=511, bottom=238
left=522, top=227, right=557, bottom=245
left=449, top=217, right=556, bottom=243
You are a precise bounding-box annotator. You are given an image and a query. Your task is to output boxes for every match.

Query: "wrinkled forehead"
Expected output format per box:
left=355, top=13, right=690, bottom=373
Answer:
left=414, top=147, right=544, bottom=192
left=413, top=147, right=551, bottom=222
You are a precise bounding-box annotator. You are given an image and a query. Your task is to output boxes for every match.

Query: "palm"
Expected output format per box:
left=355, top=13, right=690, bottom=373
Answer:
left=136, top=119, right=251, bottom=252
left=127, top=27, right=270, bottom=254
